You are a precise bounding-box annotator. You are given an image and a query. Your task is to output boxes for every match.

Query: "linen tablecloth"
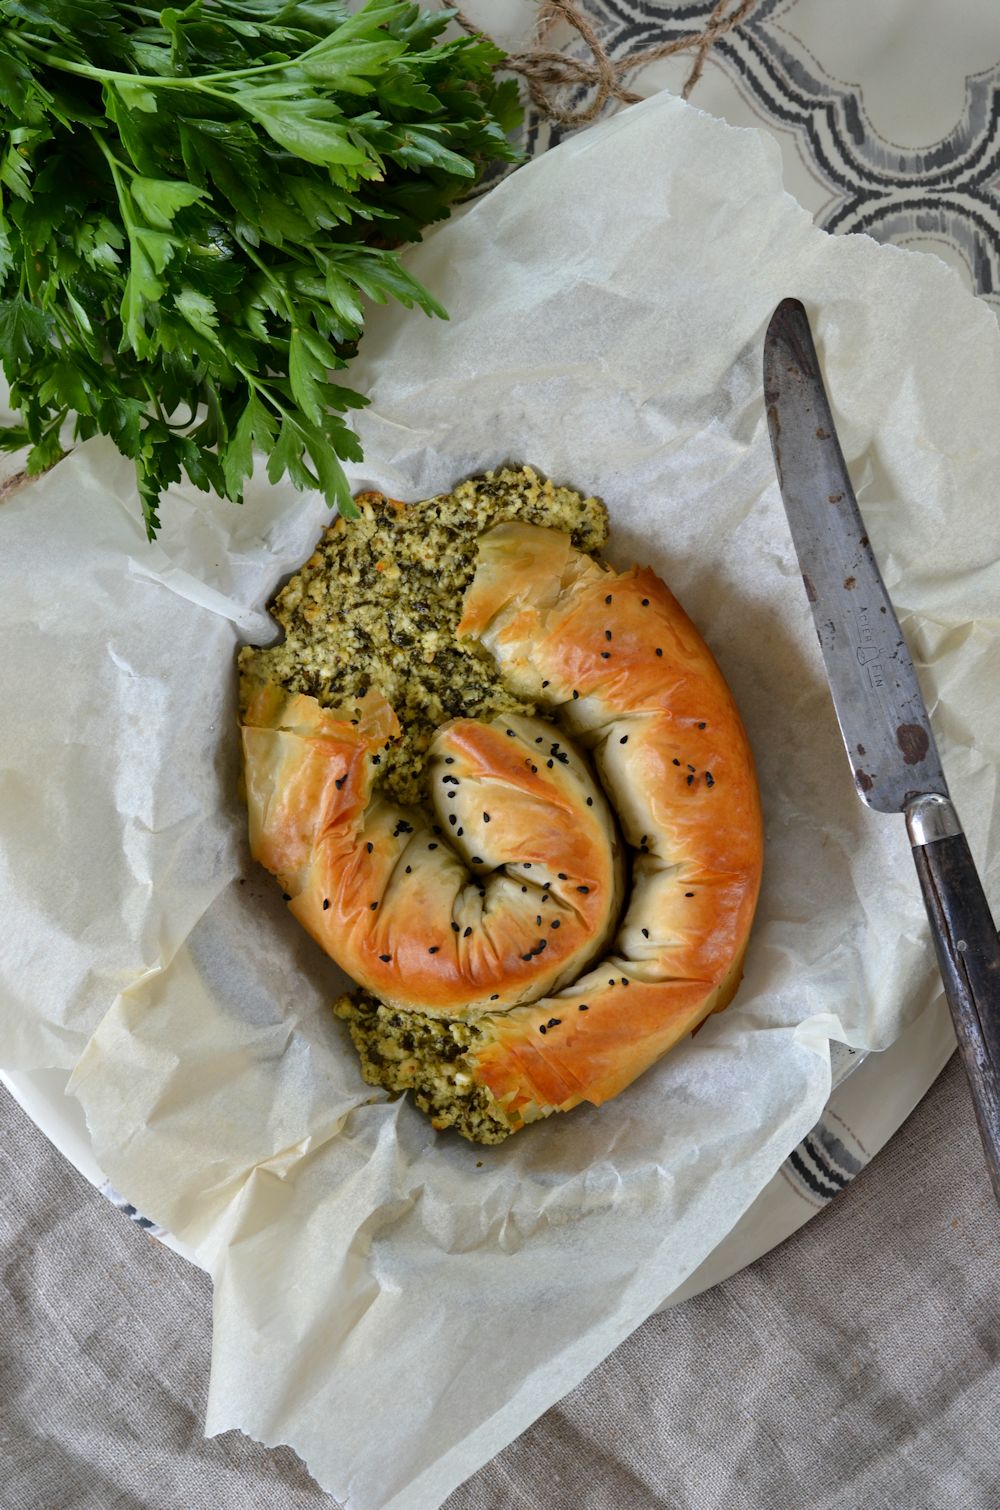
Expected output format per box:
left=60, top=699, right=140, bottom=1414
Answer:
left=3, top=1061, right=998, bottom=1509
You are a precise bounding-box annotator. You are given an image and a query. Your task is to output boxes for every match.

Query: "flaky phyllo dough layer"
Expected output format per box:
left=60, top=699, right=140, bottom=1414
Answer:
left=239, top=467, right=763, bottom=1142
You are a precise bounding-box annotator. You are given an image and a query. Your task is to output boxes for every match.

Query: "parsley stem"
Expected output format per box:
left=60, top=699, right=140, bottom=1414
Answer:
left=7, top=27, right=347, bottom=90
left=235, top=235, right=299, bottom=327
left=91, top=132, right=135, bottom=230
left=136, top=376, right=167, bottom=425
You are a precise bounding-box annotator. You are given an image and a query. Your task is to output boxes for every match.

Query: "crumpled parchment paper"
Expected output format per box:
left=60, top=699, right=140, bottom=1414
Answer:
left=2, top=90, right=1000, bottom=1510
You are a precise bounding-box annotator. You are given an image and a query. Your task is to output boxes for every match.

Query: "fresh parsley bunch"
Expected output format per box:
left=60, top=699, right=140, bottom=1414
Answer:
left=0, top=0, right=520, bottom=535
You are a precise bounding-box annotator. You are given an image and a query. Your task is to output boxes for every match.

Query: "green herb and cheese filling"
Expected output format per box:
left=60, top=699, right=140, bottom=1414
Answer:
left=334, top=992, right=518, bottom=1144
left=239, top=465, right=607, bottom=807
left=240, top=465, right=608, bottom=1141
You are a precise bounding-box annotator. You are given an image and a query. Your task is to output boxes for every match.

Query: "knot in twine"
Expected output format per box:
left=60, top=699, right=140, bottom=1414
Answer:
left=454, top=0, right=759, bottom=128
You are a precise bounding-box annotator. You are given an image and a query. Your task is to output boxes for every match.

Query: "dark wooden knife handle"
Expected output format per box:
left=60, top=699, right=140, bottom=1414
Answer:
left=908, top=805, right=1000, bottom=1203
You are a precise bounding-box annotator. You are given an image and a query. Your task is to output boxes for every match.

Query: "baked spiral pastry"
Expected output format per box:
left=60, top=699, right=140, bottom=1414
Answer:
left=239, top=468, right=763, bottom=1143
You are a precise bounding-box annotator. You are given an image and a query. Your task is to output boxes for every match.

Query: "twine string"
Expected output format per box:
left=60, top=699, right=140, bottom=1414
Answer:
left=453, top=0, right=759, bottom=127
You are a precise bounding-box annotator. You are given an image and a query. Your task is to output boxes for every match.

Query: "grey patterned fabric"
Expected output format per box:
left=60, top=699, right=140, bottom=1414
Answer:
left=2, top=1057, right=997, bottom=1510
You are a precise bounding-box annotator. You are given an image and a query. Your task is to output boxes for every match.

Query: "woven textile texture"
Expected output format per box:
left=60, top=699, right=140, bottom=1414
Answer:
left=2, top=1056, right=997, bottom=1510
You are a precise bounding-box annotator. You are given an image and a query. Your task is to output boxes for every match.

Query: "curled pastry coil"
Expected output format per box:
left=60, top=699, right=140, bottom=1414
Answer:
left=242, top=520, right=763, bottom=1140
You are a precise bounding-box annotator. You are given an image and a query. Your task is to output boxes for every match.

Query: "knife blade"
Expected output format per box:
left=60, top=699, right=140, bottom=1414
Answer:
left=764, top=297, right=1000, bottom=1202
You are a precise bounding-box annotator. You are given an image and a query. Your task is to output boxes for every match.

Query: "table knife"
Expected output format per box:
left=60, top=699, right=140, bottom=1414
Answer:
left=763, top=297, right=1000, bottom=1202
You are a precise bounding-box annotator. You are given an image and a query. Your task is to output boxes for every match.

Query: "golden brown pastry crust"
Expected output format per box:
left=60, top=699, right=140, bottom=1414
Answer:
left=455, top=522, right=763, bottom=1123
left=243, top=689, right=624, bottom=1015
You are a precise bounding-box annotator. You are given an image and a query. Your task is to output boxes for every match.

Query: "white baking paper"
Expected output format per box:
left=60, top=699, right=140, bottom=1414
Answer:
left=2, top=91, right=1000, bottom=1509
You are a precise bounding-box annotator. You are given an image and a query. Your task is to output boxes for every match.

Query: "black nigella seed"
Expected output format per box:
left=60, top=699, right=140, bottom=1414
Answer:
left=687, top=774, right=694, bottom=786
left=448, top=814, right=457, bottom=826
left=642, top=927, right=649, bottom=938
left=548, top=1017, right=560, bottom=1028
left=491, top=994, right=499, bottom=1001
left=536, top=915, right=542, bottom=925
left=335, top=775, right=347, bottom=790
left=457, top=827, right=464, bottom=837
left=620, top=735, right=628, bottom=745
left=370, top=902, right=378, bottom=910
left=558, top=872, right=568, bottom=880
left=372, top=755, right=380, bottom=765
left=524, top=862, right=532, bottom=868
left=605, top=594, right=612, bottom=604
left=405, top=866, right=412, bottom=874
left=366, top=842, right=373, bottom=854
left=698, top=721, right=707, bottom=729
left=522, top=952, right=533, bottom=962
left=542, top=680, right=550, bottom=688
left=483, top=812, right=491, bottom=823
left=451, top=921, right=460, bottom=932
left=579, top=1003, right=589, bottom=1011
left=577, top=885, right=590, bottom=894
left=543, top=881, right=551, bottom=889
left=685, top=891, right=695, bottom=898
left=608, top=978, right=615, bottom=986
left=323, top=899, right=330, bottom=910
left=379, top=954, right=391, bottom=963
left=672, top=758, right=680, bottom=766
left=447, top=791, right=455, bottom=799
left=656, top=648, right=663, bottom=657
left=605, top=630, right=612, bottom=641
left=539, top=1024, right=547, bottom=1034
left=428, top=842, right=438, bottom=850
left=547, top=759, right=554, bottom=768
left=428, top=946, right=439, bottom=955
left=445, top=756, right=455, bottom=765
left=706, top=772, right=715, bottom=788
left=506, top=728, right=515, bottom=737
left=642, top=598, right=650, bottom=606
left=586, top=796, right=593, bottom=806
left=472, top=857, right=483, bottom=865
left=551, top=918, right=561, bottom=929
left=687, top=764, right=696, bottom=772
left=622, top=977, right=630, bottom=987
left=573, top=689, right=580, bottom=699
left=282, top=892, right=290, bottom=901
left=601, top=652, right=611, bottom=660
left=521, top=885, right=527, bottom=893
left=530, top=764, right=538, bottom=773
left=535, top=736, right=543, bottom=744
left=464, top=926, right=472, bottom=938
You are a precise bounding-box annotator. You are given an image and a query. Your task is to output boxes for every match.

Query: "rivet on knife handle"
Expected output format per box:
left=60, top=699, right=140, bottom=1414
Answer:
left=764, top=297, right=1000, bottom=1203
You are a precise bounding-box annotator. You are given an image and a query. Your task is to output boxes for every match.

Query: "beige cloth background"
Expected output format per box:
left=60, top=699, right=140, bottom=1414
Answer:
left=2, top=1055, right=997, bottom=1510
